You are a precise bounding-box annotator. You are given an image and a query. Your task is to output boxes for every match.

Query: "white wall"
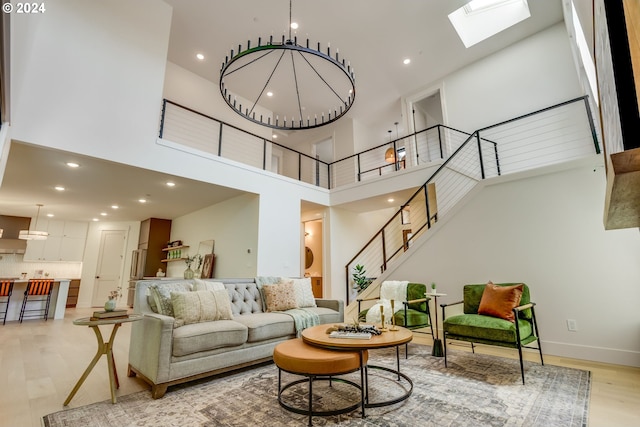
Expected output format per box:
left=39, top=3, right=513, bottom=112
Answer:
left=376, top=157, right=640, bottom=367
left=405, top=23, right=584, bottom=134
left=166, top=193, right=259, bottom=279
left=79, top=220, right=140, bottom=308
left=10, top=0, right=172, bottom=163
left=325, top=206, right=397, bottom=301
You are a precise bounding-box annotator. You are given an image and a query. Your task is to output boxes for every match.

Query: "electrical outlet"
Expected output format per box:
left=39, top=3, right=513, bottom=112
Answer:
left=567, top=319, right=578, bottom=332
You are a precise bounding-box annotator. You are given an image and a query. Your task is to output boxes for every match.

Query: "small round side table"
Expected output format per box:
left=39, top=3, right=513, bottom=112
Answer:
left=63, top=314, right=143, bottom=406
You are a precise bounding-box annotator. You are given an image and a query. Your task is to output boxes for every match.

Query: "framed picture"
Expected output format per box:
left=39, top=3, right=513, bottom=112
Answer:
left=402, top=229, right=412, bottom=252
left=201, top=253, right=215, bottom=279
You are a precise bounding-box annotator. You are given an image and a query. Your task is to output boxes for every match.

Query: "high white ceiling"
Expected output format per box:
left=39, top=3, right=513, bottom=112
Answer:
left=0, top=0, right=567, bottom=222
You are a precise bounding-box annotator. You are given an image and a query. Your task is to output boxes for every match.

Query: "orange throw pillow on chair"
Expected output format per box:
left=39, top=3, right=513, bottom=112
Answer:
left=477, top=283, right=524, bottom=322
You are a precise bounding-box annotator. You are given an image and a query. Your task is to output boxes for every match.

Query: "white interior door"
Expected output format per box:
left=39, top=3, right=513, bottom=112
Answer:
left=91, top=229, right=127, bottom=307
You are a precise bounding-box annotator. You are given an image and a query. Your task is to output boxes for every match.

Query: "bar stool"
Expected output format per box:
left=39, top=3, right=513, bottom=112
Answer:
left=0, top=279, right=15, bottom=325
left=19, top=279, right=54, bottom=323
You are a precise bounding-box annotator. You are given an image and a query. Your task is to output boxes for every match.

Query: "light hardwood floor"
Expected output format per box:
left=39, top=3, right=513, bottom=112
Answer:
left=1, top=308, right=638, bottom=427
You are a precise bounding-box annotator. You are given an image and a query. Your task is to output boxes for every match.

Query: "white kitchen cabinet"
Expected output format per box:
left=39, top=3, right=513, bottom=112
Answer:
left=24, top=220, right=88, bottom=261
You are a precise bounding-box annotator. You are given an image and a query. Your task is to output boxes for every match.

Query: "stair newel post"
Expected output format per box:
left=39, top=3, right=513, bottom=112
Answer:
left=381, top=229, right=387, bottom=273
left=262, top=139, right=267, bottom=171
left=327, top=163, right=332, bottom=189
left=437, top=125, right=443, bottom=159
left=494, top=141, right=501, bottom=176
left=582, top=96, right=600, bottom=154
left=357, top=153, right=362, bottom=182
left=159, top=99, right=167, bottom=139
left=476, top=132, right=485, bottom=179
left=298, top=153, right=302, bottom=181
left=393, top=140, right=399, bottom=171
left=424, top=183, right=432, bottom=230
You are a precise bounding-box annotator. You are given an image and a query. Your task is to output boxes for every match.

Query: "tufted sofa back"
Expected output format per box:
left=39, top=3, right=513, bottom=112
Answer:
left=224, top=281, right=264, bottom=315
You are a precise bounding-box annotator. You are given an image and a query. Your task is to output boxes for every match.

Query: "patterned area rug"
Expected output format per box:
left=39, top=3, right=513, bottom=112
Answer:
left=43, top=345, right=590, bottom=427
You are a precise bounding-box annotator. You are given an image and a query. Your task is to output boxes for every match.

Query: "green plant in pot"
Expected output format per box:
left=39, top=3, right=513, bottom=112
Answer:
left=352, top=264, right=372, bottom=292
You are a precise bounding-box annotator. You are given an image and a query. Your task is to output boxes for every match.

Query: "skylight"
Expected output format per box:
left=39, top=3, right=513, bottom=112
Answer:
left=449, top=0, right=531, bottom=48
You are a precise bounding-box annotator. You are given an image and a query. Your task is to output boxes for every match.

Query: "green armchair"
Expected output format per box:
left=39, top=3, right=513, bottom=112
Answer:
left=358, top=282, right=433, bottom=355
left=441, top=282, right=543, bottom=384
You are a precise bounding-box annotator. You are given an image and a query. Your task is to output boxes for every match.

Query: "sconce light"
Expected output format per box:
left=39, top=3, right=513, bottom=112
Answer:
left=385, top=147, right=396, bottom=163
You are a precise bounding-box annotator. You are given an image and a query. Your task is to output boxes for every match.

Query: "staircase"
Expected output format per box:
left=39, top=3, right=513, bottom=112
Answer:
left=344, top=96, right=600, bottom=306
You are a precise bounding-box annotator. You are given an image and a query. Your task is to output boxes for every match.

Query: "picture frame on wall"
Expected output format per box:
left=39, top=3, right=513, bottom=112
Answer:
left=201, top=253, right=215, bottom=278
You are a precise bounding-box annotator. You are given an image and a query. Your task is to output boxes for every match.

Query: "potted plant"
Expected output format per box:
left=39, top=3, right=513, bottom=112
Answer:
left=430, top=282, right=437, bottom=294
left=352, top=264, right=372, bottom=292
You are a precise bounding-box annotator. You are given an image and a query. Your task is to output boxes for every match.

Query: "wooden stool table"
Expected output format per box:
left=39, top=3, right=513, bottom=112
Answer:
left=64, top=314, right=143, bottom=406
left=273, top=338, right=368, bottom=426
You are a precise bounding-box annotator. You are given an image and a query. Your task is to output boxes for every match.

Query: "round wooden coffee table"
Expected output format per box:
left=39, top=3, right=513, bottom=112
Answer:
left=301, top=324, right=413, bottom=416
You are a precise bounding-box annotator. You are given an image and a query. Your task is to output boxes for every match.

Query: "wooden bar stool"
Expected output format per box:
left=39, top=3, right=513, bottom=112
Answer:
left=19, top=279, right=54, bottom=323
left=0, top=279, right=15, bottom=325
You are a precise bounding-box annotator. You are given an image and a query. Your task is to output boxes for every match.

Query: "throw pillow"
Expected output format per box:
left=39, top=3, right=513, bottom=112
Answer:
left=149, top=282, right=193, bottom=317
left=284, top=277, right=317, bottom=308
left=262, top=281, right=298, bottom=312
left=171, top=289, right=233, bottom=328
left=477, top=283, right=524, bottom=322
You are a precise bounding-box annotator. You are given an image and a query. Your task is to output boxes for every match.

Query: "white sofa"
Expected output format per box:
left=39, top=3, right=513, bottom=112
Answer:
left=127, top=278, right=344, bottom=398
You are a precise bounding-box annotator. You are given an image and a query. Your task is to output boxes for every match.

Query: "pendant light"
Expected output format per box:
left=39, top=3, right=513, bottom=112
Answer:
left=19, top=204, right=49, bottom=240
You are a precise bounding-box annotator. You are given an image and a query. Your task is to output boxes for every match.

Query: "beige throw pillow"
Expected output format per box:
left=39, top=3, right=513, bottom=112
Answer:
left=149, top=282, right=193, bottom=316
left=284, top=277, right=317, bottom=308
left=171, top=289, right=233, bottom=327
left=262, top=281, right=298, bottom=312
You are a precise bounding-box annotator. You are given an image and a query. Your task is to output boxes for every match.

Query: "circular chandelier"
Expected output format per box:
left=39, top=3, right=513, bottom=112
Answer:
left=219, top=1, right=356, bottom=131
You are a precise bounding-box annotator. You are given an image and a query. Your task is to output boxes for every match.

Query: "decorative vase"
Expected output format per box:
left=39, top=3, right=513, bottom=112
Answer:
left=184, top=267, right=194, bottom=279
left=104, top=298, right=117, bottom=312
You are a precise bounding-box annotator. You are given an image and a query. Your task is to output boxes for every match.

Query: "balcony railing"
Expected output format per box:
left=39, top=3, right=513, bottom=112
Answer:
left=158, top=100, right=474, bottom=189
left=343, top=96, right=600, bottom=304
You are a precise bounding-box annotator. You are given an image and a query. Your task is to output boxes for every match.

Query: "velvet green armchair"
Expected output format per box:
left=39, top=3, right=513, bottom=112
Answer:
left=358, top=282, right=433, bottom=355
left=441, top=282, right=543, bottom=384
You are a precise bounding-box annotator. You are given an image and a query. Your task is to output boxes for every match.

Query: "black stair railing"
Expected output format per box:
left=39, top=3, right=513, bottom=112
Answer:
left=344, top=96, right=599, bottom=305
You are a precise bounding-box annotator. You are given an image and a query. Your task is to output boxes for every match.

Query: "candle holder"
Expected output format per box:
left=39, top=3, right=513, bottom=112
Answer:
left=380, top=313, right=388, bottom=331
left=390, top=299, right=398, bottom=331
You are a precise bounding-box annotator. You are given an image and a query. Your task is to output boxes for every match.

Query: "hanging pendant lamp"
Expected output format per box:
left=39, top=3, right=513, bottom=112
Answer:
left=19, top=204, right=48, bottom=240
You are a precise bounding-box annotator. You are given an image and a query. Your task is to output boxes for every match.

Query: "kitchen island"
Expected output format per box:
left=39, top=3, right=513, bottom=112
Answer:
left=3, top=279, right=70, bottom=321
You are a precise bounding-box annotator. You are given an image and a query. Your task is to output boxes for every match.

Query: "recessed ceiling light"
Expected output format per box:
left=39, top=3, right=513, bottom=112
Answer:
left=388, top=198, right=395, bottom=203
left=46, top=213, right=54, bottom=217
left=166, top=181, right=176, bottom=187
left=100, top=212, right=107, bottom=216
left=272, top=134, right=278, bottom=139
left=267, top=91, right=273, bottom=97
left=111, top=205, right=119, bottom=209
left=92, top=218, right=99, bottom=222
left=196, top=53, right=205, bottom=60
left=54, top=186, right=65, bottom=191
left=290, top=22, right=298, bottom=30
left=66, top=162, right=79, bottom=168
left=403, top=58, right=411, bottom=65
left=138, top=198, right=147, bottom=203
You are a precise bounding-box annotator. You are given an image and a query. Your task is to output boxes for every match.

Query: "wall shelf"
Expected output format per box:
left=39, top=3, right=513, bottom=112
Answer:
left=162, top=245, right=189, bottom=251
left=161, top=258, right=187, bottom=263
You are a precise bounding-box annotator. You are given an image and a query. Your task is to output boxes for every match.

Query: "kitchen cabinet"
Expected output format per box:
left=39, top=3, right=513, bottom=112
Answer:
left=65, top=279, right=81, bottom=307
left=138, top=218, right=171, bottom=278
left=24, top=220, right=88, bottom=261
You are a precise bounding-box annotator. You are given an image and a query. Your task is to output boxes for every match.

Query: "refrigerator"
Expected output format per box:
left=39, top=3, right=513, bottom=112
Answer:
left=127, top=249, right=147, bottom=307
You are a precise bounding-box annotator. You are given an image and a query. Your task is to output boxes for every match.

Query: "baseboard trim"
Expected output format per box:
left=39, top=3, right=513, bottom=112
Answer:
left=541, top=340, right=640, bottom=368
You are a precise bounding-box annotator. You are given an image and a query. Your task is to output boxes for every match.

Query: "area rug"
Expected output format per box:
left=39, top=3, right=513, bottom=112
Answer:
left=43, top=345, right=590, bottom=427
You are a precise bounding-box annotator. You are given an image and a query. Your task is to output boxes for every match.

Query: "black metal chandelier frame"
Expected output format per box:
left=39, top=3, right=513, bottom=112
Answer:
left=219, top=2, right=356, bottom=131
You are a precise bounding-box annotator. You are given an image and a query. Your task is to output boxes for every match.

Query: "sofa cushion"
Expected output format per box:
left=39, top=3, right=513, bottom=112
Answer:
left=149, top=282, right=193, bottom=317
left=171, top=290, right=233, bottom=328
left=284, top=277, right=317, bottom=308
left=172, top=319, right=248, bottom=357
left=193, top=279, right=225, bottom=292
left=478, top=283, right=523, bottom=322
left=262, top=281, right=298, bottom=312
left=232, top=312, right=295, bottom=342
left=444, top=314, right=533, bottom=343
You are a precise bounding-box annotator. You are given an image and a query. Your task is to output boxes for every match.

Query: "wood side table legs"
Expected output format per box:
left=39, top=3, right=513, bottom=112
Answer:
left=64, top=323, right=121, bottom=406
